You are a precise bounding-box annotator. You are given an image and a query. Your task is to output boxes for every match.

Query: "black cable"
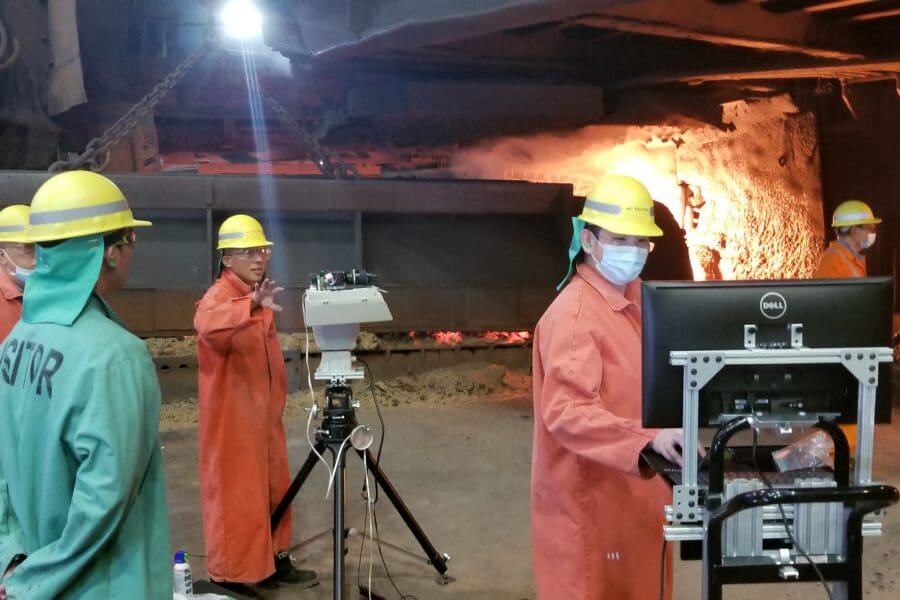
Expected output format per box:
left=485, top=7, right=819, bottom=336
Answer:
left=658, top=538, right=667, bottom=600
left=356, top=357, right=418, bottom=600
left=751, top=429, right=833, bottom=600
left=356, top=492, right=367, bottom=590
left=356, top=359, right=379, bottom=592
left=359, top=358, right=386, bottom=503
left=373, top=509, right=419, bottom=600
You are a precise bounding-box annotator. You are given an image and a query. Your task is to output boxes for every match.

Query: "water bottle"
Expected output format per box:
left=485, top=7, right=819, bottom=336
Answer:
left=173, top=550, right=193, bottom=596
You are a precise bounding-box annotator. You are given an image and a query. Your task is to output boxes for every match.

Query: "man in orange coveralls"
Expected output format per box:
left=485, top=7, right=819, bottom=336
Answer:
left=531, top=175, right=696, bottom=600
left=0, top=205, right=34, bottom=341
left=195, top=214, right=316, bottom=597
left=812, top=199, right=881, bottom=453
left=813, top=199, right=880, bottom=279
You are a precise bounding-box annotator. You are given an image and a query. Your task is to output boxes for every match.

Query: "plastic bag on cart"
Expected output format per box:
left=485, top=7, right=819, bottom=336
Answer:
left=772, top=429, right=834, bottom=472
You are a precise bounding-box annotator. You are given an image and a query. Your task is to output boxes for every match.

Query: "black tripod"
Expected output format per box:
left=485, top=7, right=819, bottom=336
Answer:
left=271, top=382, right=450, bottom=600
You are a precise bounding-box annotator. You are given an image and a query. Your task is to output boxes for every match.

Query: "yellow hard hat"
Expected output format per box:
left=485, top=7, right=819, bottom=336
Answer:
left=578, top=175, right=663, bottom=237
left=832, top=199, right=881, bottom=228
left=217, top=214, right=273, bottom=249
left=0, top=205, right=32, bottom=243
left=28, top=171, right=152, bottom=243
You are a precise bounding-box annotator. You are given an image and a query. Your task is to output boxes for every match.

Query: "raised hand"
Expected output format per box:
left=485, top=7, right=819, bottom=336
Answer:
left=251, top=279, right=285, bottom=312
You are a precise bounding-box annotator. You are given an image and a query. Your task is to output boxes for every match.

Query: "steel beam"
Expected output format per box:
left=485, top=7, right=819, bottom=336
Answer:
left=760, top=0, right=876, bottom=13
left=286, top=0, right=639, bottom=61
left=613, top=58, right=900, bottom=88
left=576, top=15, right=862, bottom=60
left=0, top=171, right=577, bottom=215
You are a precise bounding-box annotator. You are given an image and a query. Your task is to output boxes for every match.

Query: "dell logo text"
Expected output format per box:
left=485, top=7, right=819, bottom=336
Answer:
left=759, top=292, right=787, bottom=320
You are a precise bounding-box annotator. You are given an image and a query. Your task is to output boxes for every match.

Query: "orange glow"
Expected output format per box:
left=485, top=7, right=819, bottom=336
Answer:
left=450, top=103, right=823, bottom=281
left=450, top=126, right=684, bottom=229
left=483, top=331, right=532, bottom=343
left=433, top=331, right=463, bottom=345
left=401, top=331, right=532, bottom=346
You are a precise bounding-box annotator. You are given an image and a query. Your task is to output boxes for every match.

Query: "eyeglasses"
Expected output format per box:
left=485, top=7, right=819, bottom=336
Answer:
left=227, top=247, right=272, bottom=260
left=595, top=233, right=656, bottom=253
left=111, top=231, right=137, bottom=247
left=0, top=243, right=35, bottom=254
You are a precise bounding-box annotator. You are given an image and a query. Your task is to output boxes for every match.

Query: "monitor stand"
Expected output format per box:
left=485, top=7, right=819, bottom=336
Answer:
left=662, top=340, right=898, bottom=600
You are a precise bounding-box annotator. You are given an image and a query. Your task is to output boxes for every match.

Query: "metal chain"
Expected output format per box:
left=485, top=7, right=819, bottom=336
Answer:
left=48, top=36, right=216, bottom=173
left=48, top=30, right=358, bottom=179
left=256, top=87, right=359, bottom=179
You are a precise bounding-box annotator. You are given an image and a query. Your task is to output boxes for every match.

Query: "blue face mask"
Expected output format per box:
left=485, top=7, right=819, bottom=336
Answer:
left=591, top=244, right=649, bottom=286
left=12, top=265, right=35, bottom=285
left=2, top=250, right=34, bottom=287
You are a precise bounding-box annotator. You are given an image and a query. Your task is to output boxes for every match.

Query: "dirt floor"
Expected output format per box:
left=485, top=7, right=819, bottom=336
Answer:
left=160, top=363, right=900, bottom=600
left=145, top=331, right=532, bottom=359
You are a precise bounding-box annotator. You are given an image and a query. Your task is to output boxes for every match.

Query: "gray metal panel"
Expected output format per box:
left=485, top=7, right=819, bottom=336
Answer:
left=126, top=213, right=208, bottom=290
left=0, top=172, right=576, bottom=334
left=378, top=285, right=556, bottom=331
left=228, top=211, right=358, bottom=288
left=363, top=214, right=571, bottom=286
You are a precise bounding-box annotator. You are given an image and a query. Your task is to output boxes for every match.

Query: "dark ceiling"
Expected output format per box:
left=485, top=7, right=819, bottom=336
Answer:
left=0, top=0, right=897, bottom=173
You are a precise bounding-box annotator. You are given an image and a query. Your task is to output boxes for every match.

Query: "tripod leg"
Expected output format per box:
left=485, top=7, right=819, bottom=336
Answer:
left=360, top=448, right=449, bottom=576
left=272, top=442, right=327, bottom=530
left=333, top=444, right=348, bottom=600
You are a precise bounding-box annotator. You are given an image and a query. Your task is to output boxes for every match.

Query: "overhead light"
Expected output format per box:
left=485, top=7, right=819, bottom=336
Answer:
left=220, top=0, right=263, bottom=40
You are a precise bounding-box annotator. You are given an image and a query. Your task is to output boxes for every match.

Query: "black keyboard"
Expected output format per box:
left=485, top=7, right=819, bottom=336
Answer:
left=640, top=448, right=833, bottom=487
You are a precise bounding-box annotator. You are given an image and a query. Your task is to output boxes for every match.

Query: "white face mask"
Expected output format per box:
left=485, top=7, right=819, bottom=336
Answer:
left=591, top=244, right=649, bottom=286
left=861, top=232, right=876, bottom=250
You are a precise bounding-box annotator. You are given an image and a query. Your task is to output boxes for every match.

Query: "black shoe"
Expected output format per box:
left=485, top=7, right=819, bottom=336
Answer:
left=262, top=551, right=318, bottom=588
left=208, top=579, right=264, bottom=599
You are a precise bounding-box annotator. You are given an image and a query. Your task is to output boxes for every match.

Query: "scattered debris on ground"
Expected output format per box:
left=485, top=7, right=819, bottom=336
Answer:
left=145, top=330, right=530, bottom=358
left=160, top=362, right=532, bottom=431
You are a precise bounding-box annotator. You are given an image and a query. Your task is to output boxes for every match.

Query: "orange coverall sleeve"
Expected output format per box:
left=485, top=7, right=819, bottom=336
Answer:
left=537, top=309, right=657, bottom=477
left=0, top=300, right=21, bottom=343
left=813, top=251, right=855, bottom=278
left=194, top=293, right=258, bottom=351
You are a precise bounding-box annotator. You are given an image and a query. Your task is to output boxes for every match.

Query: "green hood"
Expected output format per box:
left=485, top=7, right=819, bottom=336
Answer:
left=557, top=217, right=586, bottom=291
left=23, top=234, right=105, bottom=325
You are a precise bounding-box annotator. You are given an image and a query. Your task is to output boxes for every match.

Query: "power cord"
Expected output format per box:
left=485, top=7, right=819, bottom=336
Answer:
left=353, top=357, right=419, bottom=600
left=325, top=435, right=353, bottom=498
left=372, top=510, right=419, bottom=600
left=751, top=429, right=833, bottom=600
left=363, top=453, right=375, bottom=600
left=359, top=358, right=387, bottom=501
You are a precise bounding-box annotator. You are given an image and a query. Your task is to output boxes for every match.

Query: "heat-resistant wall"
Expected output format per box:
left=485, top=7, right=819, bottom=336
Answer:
left=677, top=96, right=823, bottom=280
left=450, top=93, right=824, bottom=281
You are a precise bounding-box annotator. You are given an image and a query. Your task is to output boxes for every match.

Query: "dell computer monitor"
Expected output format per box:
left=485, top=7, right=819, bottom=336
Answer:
left=641, top=277, right=893, bottom=428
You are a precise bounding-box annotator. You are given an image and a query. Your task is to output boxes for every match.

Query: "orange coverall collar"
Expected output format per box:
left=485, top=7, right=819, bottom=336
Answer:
left=575, top=261, right=640, bottom=312
left=219, top=267, right=253, bottom=297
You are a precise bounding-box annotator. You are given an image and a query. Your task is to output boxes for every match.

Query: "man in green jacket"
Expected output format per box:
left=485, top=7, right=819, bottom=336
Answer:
left=0, top=170, right=170, bottom=599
